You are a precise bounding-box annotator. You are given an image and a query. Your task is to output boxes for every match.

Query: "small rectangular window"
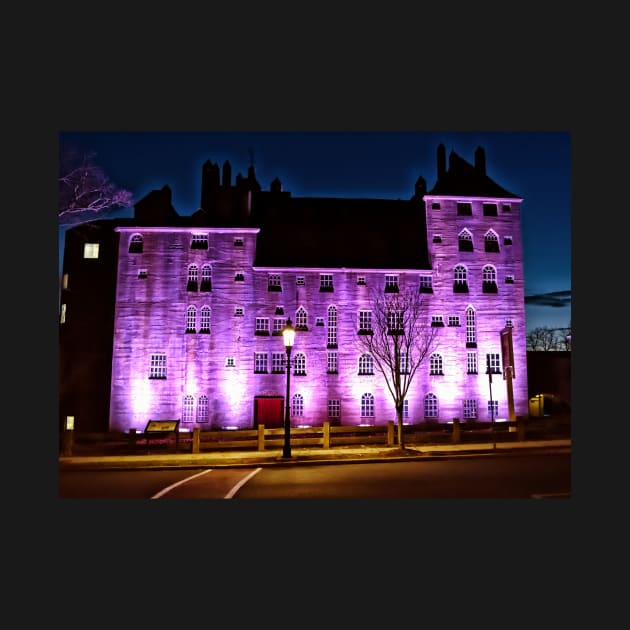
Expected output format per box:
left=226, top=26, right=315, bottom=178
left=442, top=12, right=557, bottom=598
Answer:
left=235, top=307, right=244, bottom=317
left=482, top=203, right=498, bottom=216
left=328, top=399, right=341, bottom=418
left=505, top=275, right=514, bottom=284
left=138, top=269, right=148, bottom=279
left=357, top=276, right=366, bottom=286
left=457, top=202, right=472, bottom=216
left=502, top=204, right=511, bottom=212
left=320, top=274, right=334, bottom=292
left=419, top=275, right=433, bottom=293
left=448, top=316, right=460, bottom=327
left=83, top=243, right=99, bottom=259
left=225, top=357, right=235, bottom=367
left=296, top=276, right=305, bottom=286
left=432, top=235, right=442, bottom=243
left=316, top=317, right=325, bottom=326
left=235, top=272, right=245, bottom=281
left=431, top=315, right=444, bottom=327
left=191, top=234, right=209, bottom=249
left=504, top=236, right=513, bottom=245
left=149, top=353, right=167, bottom=379
left=431, top=202, right=440, bottom=210
left=234, top=238, right=244, bottom=247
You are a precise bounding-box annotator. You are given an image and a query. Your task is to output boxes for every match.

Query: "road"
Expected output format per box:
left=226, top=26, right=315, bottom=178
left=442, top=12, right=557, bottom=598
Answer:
left=59, top=452, right=570, bottom=499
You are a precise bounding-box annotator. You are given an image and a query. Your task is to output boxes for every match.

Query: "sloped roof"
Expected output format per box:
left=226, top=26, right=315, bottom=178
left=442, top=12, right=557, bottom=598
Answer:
left=428, top=150, right=520, bottom=198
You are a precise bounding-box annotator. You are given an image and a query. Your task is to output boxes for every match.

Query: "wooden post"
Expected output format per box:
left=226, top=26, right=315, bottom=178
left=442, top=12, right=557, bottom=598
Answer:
left=452, top=418, right=461, bottom=444
left=387, top=420, right=395, bottom=447
left=62, top=427, right=74, bottom=456
left=192, top=427, right=200, bottom=453
left=257, top=424, right=265, bottom=451
left=323, top=421, right=330, bottom=449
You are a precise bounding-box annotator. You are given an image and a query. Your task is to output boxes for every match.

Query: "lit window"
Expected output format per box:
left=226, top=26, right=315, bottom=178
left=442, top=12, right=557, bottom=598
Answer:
left=62, top=273, right=69, bottom=289
left=60, top=303, right=67, bottom=324
left=83, top=243, right=99, bottom=259
left=403, top=399, right=409, bottom=419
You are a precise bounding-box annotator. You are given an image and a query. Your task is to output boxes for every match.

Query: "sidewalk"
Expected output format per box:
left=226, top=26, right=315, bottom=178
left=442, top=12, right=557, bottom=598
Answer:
left=58, top=438, right=571, bottom=471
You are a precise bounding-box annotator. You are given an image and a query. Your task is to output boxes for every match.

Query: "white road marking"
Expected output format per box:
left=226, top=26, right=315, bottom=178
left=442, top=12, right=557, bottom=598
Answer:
left=151, top=469, right=214, bottom=499
left=224, top=468, right=263, bottom=499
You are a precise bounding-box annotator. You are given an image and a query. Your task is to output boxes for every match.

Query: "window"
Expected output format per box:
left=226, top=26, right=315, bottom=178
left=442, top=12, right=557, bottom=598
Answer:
left=328, top=399, right=341, bottom=419
left=358, top=310, right=372, bottom=334
left=83, top=243, right=99, bottom=259
left=484, top=230, right=500, bottom=253
left=292, top=394, right=304, bottom=417
left=60, top=303, right=67, bottom=324
left=467, top=351, right=478, bottom=374
left=254, top=353, right=268, bottom=373
left=387, top=310, right=404, bottom=334
left=482, top=203, right=498, bottom=217
left=486, top=353, right=501, bottom=374
left=293, top=352, right=306, bottom=376
left=385, top=274, right=399, bottom=293
left=200, top=306, right=211, bottom=333
left=361, top=393, right=375, bottom=418
left=432, top=234, right=442, bottom=243
left=419, top=275, right=433, bottom=293
left=268, top=274, right=282, bottom=291
left=273, top=318, right=286, bottom=335
left=235, top=271, right=245, bottom=281
left=275, top=306, right=285, bottom=315
left=482, top=265, right=498, bottom=293
left=357, top=276, right=366, bottom=286
left=296, top=276, right=305, bottom=286
left=225, top=357, right=236, bottom=367
left=431, top=202, right=441, bottom=209
left=502, top=204, right=511, bottom=212
left=327, top=305, right=337, bottom=347
left=235, top=307, right=244, bottom=317
left=138, top=269, right=148, bottom=279
left=191, top=234, right=208, bottom=249
left=430, top=353, right=443, bottom=375
left=187, top=265, right=198, bottom=292
left=62, top=273, right=69, bottom=289
left=327, top=352, right=338, bottom=374
left=399, top=351, right=410, bottom=374
left=186, top=306, right=197, bottom=333
left=316, top=317, right=324, bottom=327
left=458, top=229, right=473, bottom=252
left=197, top=395, right=209, bottom=423
left=504, top=235, right=513, bottom=245
left=424, top=393, right=438, bottom=419
left=272, top=352, right=285, bottom=373
left=505, top=319, right=513, bottom=328
left=182, top=395, right=195, bottom=423
left=457, top=202, right=472, bottom=216
left=320, top=274, right=334, bottom=292
left=488, top=400, right=499, bottom=419
left=234, top=237, right=244, bottom=247
left=295, top=307, right=308, bottom=330
left=255, top=317, right=270, bottom=335
left=431, top=315, right=444, bottom=327
left=201, top=265, right=212, bottom=292
left=466, top=307, right=477, bottom=346
left=505, top=275, right=514, bottom=284
left=149, top=353, right=167, bottom=379
left=403, top=399, right=409, bottom=419
left=359, top=353, right=374, bottom=375
left=129, top=234, right=143, bottom=253
left=463, top=399, right=477, bottom=420
left=453, top=264, right=468, bottom=293
left=448, top=316, right=460, bottom=327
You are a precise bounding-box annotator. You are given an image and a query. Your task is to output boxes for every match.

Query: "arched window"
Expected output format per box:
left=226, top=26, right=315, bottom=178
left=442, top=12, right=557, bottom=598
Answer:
left=295, top=306, right=308, bottom=330
left=424, top=393, right=438, bottom=419
left=466, top=306, right=477, bottom=346
left=327, top=305, right=337, bottom=347
left=454, top=265, right=468, bottom=293
left=199, top=306, right=211, bottom=333
left=358, top=353, right=374, bottom=375
left=361, top=393, right=375, bottom=418
left=129, top=233, right=143, bottom=253
left=484, top=230, right=500, bottom=253
left=201, top=264, right=212, bottom=292
left=430, top=353, right=443, bottom=376
left=458, top=229, right=473, bottom=252
left=187, top=265, right=198, bottom=292
left=291, top=393, right=304, bottom=416
left=197, top=395, right=209, bottom=423
left=186, top=306, right=197, bottom=333
left=293, top=352, right=306, bottom=376
left=182, top=395, right=195, bottom=423
left=482, top=265, right=498, bottom=293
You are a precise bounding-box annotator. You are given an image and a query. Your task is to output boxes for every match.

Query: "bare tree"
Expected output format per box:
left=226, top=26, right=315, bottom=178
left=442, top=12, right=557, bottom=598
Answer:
left=356, top=288, right=439, bottom=451
left=59, top=147, right=134, bottom=226
left=526, top=326, right=571, bottom=351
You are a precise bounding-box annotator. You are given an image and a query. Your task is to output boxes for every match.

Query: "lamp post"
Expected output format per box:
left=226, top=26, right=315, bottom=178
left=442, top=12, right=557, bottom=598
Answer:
left=281, top=318, right=296, bottom=458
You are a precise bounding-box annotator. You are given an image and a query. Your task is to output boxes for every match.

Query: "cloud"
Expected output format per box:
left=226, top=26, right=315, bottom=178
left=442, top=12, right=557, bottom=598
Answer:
left=524, top=290, right=571, bottom=308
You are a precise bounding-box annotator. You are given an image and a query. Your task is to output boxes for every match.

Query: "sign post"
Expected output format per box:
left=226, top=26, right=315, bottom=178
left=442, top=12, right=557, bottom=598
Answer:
left=501, top=326, right=517, bottom=430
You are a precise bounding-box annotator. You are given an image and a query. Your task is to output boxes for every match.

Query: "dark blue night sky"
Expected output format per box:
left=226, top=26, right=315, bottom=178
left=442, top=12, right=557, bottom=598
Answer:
left=59, top=131, right=571, bottom=333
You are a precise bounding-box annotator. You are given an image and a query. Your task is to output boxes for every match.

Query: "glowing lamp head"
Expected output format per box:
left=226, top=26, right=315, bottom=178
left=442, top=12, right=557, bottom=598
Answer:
left=282, top=318, right=296, bottom=350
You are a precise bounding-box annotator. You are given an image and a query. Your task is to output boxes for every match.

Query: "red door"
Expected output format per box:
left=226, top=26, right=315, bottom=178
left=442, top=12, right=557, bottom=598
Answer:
left=254, top=396, right=284, bottom=428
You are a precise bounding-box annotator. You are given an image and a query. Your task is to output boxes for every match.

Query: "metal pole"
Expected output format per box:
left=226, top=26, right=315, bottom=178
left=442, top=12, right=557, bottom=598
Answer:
left=487, top=356, right=496, bottom=450
left=283, top=347, right=292, bottom=458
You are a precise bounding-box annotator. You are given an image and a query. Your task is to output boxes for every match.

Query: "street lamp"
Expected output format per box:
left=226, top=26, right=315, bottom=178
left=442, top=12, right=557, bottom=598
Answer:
left=281, top=317, right=296, bottom=458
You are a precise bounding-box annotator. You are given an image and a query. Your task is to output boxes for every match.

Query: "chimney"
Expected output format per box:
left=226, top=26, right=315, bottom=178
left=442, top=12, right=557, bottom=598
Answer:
left=437, top=144, right=446, bottom=179
left=474, top=146, right=486, bottom=176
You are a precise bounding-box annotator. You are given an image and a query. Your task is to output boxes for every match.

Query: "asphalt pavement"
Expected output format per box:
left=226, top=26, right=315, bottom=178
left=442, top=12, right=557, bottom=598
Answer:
left=58, top=438, right=571, bottom=471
